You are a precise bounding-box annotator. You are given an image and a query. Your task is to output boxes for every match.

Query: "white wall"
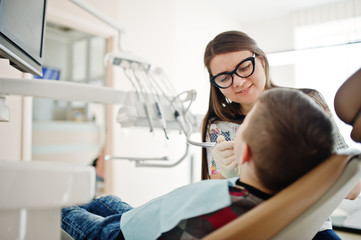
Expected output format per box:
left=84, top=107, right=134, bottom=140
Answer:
left=241, top=15, right=297, bottom=88
left=173, top=0, right=243, bottom=115
left=242, top=16, right=295, bottom=53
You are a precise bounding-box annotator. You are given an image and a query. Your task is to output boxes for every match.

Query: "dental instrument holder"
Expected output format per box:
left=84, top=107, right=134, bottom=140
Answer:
left=109, top=90, right=198, bottom=167
left=116, top=91, right=196, bottom=129
left=105, top=51, right=151, bottom=72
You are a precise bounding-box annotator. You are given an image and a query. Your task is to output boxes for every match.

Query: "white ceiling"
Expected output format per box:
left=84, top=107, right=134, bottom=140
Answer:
left=202, top=0, right=348, bottom=23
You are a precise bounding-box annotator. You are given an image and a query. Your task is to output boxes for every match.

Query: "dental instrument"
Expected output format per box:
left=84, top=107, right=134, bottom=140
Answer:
left=149, top=73, right=215, bottom=149
left=130, top=64, right=154, bottom=133
left=154, top=67, right=179, bottom=98
left=186, top=138, right=217, bottom=148
left=147, top=70, right=215, bottom=148
left=115, top=65, right=141, bottom=126
left=139, top=69, right=169, bottom=139
left=147, top=70, right=188, bottom=134
left=105, top=155, right=168, bottom=162
left=122, top=64, right=142, bottom=101
left=155, top=101, right=169, bottom=139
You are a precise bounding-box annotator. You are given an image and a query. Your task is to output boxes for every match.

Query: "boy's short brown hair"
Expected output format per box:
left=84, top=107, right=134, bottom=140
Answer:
left=243, top=88, right=335, bottom=192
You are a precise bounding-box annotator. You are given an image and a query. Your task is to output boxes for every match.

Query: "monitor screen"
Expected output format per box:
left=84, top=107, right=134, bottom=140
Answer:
left=0, top=0, right=47, bottom=76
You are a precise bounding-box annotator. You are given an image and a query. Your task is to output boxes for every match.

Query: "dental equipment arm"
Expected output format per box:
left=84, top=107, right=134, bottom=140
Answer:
left=173, top=89, right=217, bottom=149
left=104, top=138, right=190, bottom=168
left=135, top=140, right=190, bottom=168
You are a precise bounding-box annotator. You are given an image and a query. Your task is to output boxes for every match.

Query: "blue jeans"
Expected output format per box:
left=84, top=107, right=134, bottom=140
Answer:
left=313, top=229, right=342, bottom=240
left=62, top=195, right=133, bottom=240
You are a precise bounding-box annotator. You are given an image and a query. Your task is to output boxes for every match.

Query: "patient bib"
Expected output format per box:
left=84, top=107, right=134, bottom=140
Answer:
left=120, top=178, right=238, bottom=240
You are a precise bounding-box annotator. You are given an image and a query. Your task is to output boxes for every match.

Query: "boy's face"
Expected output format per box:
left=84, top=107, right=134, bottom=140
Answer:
left=234, top=102, right=259, bottom=165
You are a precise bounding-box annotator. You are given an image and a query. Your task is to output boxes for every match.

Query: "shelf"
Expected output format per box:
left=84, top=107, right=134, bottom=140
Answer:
left=0, top=78, right=126, bottom=104
left=0, top=78, right=199, bottom=131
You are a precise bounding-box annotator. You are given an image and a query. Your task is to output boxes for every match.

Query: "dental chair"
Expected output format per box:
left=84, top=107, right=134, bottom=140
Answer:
left=203, top=68, right=361, bottom=240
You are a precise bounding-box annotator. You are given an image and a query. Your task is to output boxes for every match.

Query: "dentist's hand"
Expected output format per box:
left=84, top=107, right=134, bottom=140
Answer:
left=211, top=136, right=239, bottom=179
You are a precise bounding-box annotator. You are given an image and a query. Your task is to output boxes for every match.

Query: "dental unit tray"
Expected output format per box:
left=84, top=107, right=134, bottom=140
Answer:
left=105, top=51, right=151, bottom=71
left=116, top=90, right=198, bottom=130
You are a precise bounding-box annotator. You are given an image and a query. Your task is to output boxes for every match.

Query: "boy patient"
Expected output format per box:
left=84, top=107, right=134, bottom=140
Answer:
left=62, top=88, right=335, bottom=240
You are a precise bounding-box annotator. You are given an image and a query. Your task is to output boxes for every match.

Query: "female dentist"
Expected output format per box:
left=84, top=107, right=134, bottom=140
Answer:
left=200, top=30, right=350, bottom=240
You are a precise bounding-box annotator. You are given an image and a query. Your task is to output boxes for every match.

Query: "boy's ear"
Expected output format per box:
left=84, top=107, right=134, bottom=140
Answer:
left=240, top=144, right=252, bottom=165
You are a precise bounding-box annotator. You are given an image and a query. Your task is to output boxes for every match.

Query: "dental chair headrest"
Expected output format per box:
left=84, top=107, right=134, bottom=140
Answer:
left=334, top=68, right=361, bottom=143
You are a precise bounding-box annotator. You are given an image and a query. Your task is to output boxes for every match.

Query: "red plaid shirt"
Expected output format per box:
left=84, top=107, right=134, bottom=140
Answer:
left=159, top=180, right=272, bottom=239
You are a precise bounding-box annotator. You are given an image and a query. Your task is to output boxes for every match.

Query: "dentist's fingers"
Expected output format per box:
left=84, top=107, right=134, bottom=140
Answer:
left=223, top=155, right=236, bottom=166
left=212, top=141, right=235, bottom=159
left=216, top=135, right=225, bottom=143
left=219, top=157, right=239, bottom=179
left=224, top=160, right=238, bottom=171
left=212, top=136, right=238, bottom=178
left=217, top=140, right=234, bottom=150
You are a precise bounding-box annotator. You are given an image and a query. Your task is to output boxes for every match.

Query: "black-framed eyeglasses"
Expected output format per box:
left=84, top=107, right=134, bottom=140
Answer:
left=210, top=54, right=256, bottom=89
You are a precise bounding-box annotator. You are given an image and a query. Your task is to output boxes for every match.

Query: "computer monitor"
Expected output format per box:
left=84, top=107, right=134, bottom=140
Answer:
left=0, top=0, right=47, bottom=77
